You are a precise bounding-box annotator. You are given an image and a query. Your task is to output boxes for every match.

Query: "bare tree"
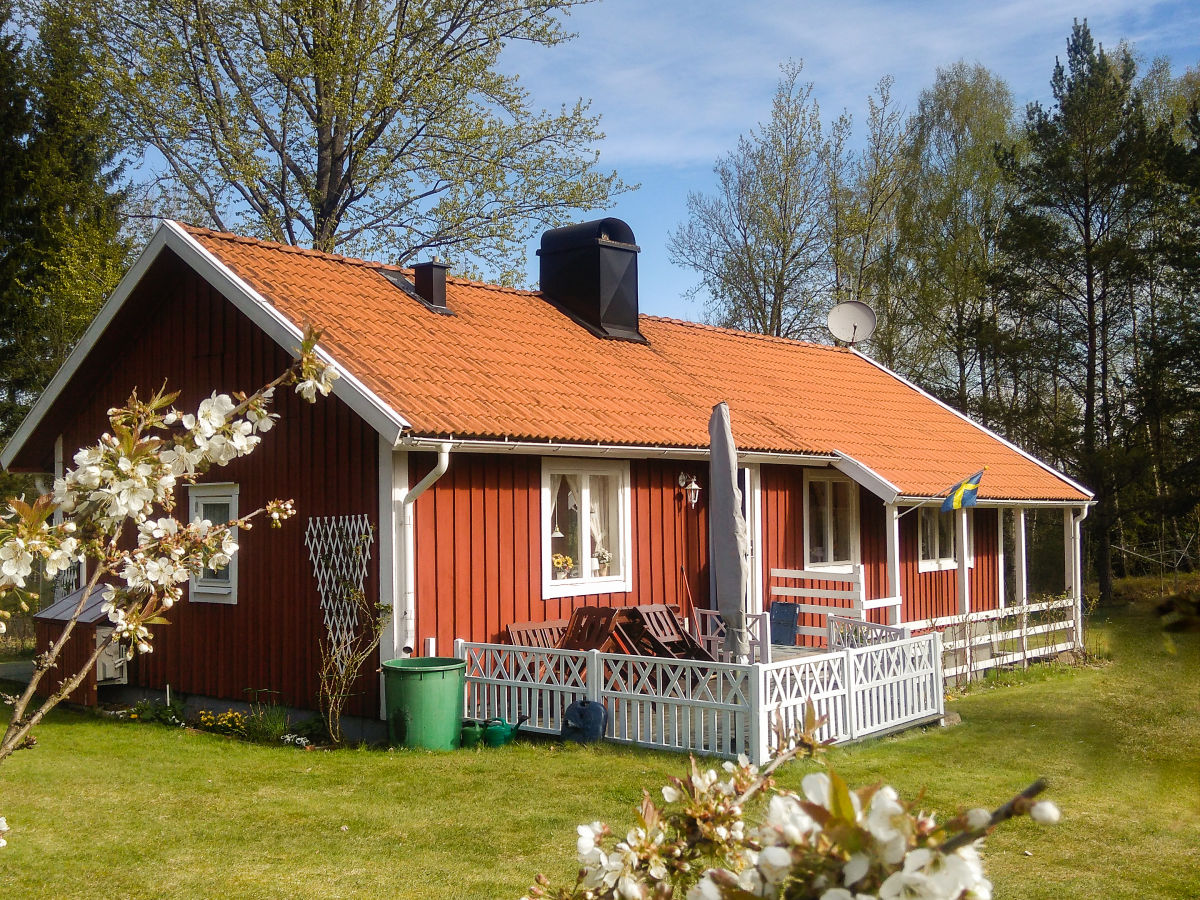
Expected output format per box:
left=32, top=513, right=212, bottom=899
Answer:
left=668, top=61, right=835, bottom=340
left=82, top=0, right=627, bottom=281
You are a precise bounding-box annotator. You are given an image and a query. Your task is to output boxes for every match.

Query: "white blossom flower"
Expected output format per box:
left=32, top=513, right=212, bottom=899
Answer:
left=0, top=540, right=34, bottom=588
left=762, top=792, right=820, bottom=845
left=758, top=845, right=793, bottom=885
left=662, top=785, right=682, bottom=803
left=686, top=873, right=724, bottom=900
left=866, top=785, right=910, bottom=865
left=966, top=808, right=992, bottom=831
left=1030, top=801, right=1060, bottom=825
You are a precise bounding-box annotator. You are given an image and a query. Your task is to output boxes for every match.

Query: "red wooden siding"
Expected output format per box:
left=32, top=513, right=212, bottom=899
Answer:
left=759, top=465, right=1001, bottom=638
left=412, top=454, right=710, bottom=650
left=39, top=253, right=379, bottom=714
left=34, top=621, right=97, bottom=706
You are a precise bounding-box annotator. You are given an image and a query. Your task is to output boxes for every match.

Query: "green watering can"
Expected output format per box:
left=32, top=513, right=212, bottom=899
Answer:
left=460, top=720, right=484, bottom=749
left=483, top=715, right=528, bottom=747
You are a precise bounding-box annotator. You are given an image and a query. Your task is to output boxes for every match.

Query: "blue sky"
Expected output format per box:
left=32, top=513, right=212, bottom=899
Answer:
left=502, top=0, right=1200, bottom=321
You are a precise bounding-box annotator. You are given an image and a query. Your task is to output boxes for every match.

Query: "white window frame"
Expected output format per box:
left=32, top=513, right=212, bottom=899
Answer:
left=541, top=460, right=632, bottom=600
left=189, top=482, right=239, bottom=605
left=917, top=506, right=975, bottom=572
left=802, top=470, right=860, bottom=572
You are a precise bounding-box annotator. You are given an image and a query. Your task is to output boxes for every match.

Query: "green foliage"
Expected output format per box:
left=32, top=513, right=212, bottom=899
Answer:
left=242, top=701, right=292, bottom=745
left=127, top=698, right=186, bottom=726
left=993, top=19, right=1197, bottom=601
left=82, top=0, right=627, bottom=282
left=0, top=0, right=128, bottom=442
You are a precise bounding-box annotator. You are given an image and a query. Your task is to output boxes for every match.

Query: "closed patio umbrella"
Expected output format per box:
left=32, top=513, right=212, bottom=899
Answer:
left=709, top=401, right=750, bottom=658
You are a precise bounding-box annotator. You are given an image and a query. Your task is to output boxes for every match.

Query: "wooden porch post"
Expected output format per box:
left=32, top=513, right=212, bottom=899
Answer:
left=956, top=507, right=970, bottom=615
left=1015, top=508, right=1029, bottom=665
left=1014, top=508, right=1028, bottom=607
left=885, top=502, right=901, bottom=625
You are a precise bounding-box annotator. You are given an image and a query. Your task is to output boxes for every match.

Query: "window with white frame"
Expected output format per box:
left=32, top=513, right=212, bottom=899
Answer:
left=189, top=483, right=239, bottom=604
left=803, top=471, right=859, bottom=570
left=918, top=507, right=974, bottom=572
left=542, top=460, right=631, bottom=598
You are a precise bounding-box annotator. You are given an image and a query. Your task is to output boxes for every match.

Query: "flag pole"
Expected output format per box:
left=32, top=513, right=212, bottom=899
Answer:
left=895, top=467, right=988, bottom=520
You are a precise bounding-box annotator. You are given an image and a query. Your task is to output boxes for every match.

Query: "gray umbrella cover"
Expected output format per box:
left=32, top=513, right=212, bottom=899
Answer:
left=709, top=402, right=751, bottom=658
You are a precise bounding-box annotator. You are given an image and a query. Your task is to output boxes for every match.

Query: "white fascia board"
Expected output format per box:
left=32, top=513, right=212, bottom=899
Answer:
left=1, top=222, right=410, bottom=471
left=832, top=449, right=900, bottom=503
left=166, top=222, right=409, bottom=444
left=849, top=348, right=1095, bottom=501
left=399, top=434, right=832, bottom=465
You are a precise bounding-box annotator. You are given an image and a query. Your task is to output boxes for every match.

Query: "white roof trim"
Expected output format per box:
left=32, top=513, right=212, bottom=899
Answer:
left=849, top=348, right=1094, bottom=500
left=833, top=449, right=900, bottom=504
left=2, top=222, right=408, bottom=470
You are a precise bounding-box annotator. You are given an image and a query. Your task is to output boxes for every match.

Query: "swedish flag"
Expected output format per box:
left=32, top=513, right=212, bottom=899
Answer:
left=941, top=470, right=984, bottom=513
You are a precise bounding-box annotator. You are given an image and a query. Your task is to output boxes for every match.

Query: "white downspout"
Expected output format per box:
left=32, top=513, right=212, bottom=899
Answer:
left=399, top=442, right=451, bottom=657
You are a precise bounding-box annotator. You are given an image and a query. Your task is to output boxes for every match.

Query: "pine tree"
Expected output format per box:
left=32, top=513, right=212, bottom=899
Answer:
left=0, top=0, right=128, bottom=442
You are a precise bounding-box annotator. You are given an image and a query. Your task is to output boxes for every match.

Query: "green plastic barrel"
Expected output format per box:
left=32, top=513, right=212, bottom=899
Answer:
left=382, top=657, right=466, bottom=750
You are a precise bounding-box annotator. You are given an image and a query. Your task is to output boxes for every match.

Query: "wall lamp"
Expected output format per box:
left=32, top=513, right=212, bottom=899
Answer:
left=678, top=472, right=702, bottom=509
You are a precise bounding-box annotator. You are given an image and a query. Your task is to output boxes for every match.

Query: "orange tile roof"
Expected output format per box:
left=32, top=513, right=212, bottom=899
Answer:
left=185, top=226, right=1089, bottom=502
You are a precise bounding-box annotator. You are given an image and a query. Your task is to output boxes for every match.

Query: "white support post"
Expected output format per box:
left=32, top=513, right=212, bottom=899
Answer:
left=748, top=665, right=766, bottom=766
left=586, top=648, right=602, bottom=702
left=843, top=648, right=858, bottom=741
left=1069, top=508, right=1085, bottom=647
left=453, top=638, right=466, bottom=659
left=933, top=631, right=947, bottom=716
left=956, top=507, right=970, bottom=616
left=885, top=502, right=901, bottom=625
left=997, top=508, right=1006, bottom=609
left=1014, top=508, right=1028, bottom=608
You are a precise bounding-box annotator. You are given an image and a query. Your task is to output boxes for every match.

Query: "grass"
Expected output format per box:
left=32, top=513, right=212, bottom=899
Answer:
left=1, top=591, right=1197, bottom=899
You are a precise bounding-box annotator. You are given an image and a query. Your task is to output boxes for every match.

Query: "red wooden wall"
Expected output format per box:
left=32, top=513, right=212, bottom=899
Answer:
left=412, top=454, right=710, bottom=650
left=34, top=621, right=97, bottom=706
left=35, top=253, right=380, bottom=714
left=758, top=465, right=1000, bottom=638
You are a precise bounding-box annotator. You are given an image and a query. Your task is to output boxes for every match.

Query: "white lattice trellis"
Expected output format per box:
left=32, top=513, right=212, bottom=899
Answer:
left=305, top=515, right=374, bottom=672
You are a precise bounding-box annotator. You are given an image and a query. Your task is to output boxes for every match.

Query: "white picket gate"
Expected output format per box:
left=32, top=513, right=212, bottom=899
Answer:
left=454, top=631, right=944, bottom=765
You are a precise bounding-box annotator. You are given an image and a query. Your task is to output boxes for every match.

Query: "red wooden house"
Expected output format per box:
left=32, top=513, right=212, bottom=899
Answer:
left=2, top=218, right=1092, bottom=720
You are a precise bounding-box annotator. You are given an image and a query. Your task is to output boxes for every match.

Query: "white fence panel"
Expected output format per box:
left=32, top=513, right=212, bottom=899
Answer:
left=456, top=631, right=945, bottom=765
left=848, top=634, right=944, bottom=737
left=757, top=652, right=852, bottom=757
left=906, top=596, right=1078, bottom=684
left=828, top=616, right=908, bottom=649
left=600, top=653, right=756, bottom=759
left=458, top=642, right=590, bottom=735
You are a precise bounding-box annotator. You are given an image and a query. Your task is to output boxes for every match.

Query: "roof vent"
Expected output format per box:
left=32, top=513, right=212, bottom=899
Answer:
left=412, top=259, right=450, bottom=312
left=537, top=218, right=644, bottom=342
left=380, top=259, right=452, bottom=315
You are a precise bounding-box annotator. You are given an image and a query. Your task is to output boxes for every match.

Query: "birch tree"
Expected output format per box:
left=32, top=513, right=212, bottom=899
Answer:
left=667, top=61, right=836, bottom=340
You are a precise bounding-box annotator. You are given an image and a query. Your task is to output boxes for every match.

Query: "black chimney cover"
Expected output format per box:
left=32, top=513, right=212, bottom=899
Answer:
left=538, top=218, right=644, bottom=342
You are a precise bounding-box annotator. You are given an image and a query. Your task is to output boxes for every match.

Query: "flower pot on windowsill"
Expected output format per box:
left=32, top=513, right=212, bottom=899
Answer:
left=598, top=564, right=609, bottom=577
left=554, top=569, right=569, bottom=580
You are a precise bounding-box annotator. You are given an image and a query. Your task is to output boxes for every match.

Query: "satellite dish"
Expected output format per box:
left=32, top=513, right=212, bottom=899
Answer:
left=827, top=301, right=877, bottom=345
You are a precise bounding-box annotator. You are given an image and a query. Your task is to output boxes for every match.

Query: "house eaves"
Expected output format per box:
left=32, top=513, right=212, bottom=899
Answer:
left=1, top=222, right=410, bottom=471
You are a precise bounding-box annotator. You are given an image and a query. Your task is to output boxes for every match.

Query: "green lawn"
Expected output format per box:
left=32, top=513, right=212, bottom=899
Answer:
left=1, top=595, right=1196, bottom=899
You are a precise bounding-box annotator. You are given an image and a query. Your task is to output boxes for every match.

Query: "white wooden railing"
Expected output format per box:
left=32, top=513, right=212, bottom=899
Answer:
left=692, top=609, right=771, bottom=663
left=827, top=615, right=908, bottom=650
left=906, top=596, right=1078, bottom=685
left=770, top=566, right=901, bottom=642
left=455, top=631, right=944, bottom=765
